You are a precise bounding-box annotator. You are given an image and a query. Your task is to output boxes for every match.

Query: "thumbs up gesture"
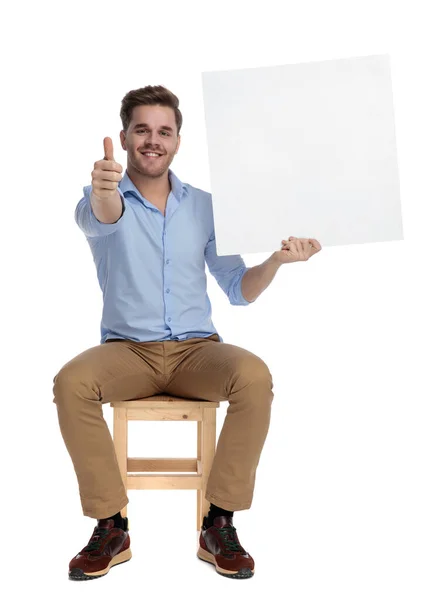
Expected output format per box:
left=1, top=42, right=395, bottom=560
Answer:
left=91, top=137, right=123, bottom=200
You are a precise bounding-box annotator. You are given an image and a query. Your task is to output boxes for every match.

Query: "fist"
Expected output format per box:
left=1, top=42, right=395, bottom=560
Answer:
left=91, top=137, right=123, bottom=200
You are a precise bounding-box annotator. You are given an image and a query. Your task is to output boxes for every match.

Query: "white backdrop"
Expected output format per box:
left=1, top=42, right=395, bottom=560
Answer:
left=1, top=1, right=439, bottom=599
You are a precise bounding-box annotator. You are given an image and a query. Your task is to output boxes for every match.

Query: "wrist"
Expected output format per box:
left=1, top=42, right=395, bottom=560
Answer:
left=268, top=253, right=283, bottom=267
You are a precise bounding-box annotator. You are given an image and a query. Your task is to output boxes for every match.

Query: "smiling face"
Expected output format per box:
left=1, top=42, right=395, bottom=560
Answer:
left=120, top=104, right=181, bottom=178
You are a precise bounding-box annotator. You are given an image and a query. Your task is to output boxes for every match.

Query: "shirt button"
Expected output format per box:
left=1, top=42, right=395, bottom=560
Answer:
left=166, top=259, right=170, bottom=264
left=167, top=317, right=171, bottom=322
left=166, top=288, right=170, bottom=293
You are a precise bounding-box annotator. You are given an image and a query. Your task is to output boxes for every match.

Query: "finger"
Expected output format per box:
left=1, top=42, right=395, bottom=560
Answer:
left=91, top=169, right=122, bottom=183
left=294, top=239, right=303, bottom=253
left=95, top=159, right=122, bottom=173
left=309, top=239, right=322, bottom=251
left=306, top=239, right=321, bottom=253
left=298, top=238, right=319, bottom=254
left=303, top=239, right=315, bottom=253
left=103, top=137, right=114, bottom=161
left=94, top=182, right=119, bottom=192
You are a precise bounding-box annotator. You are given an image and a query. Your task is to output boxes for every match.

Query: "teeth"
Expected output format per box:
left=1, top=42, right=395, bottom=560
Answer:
left=143, top=152, right=160, bottom=157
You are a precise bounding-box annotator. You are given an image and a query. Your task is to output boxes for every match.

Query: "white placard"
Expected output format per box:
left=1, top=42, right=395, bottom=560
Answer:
left=202, top=54, right=403, bottom=255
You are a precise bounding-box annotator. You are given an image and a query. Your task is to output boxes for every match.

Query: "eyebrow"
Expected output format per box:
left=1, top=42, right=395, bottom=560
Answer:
left=133, top=123, right=174, bottom=132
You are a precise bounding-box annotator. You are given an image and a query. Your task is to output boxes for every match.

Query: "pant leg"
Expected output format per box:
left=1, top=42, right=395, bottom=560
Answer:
left=162, top=335, right=274, bottom=511
left=52, top=339, right=166, bottom=519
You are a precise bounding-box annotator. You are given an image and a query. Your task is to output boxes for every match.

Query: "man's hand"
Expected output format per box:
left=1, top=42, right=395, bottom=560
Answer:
left=91, top=137, right=123, bottom=200
left=271, top=236, right=322, bottom=264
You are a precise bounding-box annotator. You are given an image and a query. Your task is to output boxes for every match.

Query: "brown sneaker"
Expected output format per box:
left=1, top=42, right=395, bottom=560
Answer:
left=68, top=518, right=132, bottom=580
left=197, top=515, right=255, bottom=579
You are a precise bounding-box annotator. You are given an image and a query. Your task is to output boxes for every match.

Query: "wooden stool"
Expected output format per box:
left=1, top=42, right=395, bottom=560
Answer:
left=111, top=395, right=219, bottom=531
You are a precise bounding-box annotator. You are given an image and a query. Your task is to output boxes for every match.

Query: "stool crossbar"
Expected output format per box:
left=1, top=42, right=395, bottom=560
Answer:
left=111, top=395, right=219, bottom=531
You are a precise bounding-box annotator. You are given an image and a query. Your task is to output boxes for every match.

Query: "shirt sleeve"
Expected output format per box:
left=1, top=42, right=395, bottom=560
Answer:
left=204, top=229, right=254, bottom=305
left=74, top=185, right=126, bottom=237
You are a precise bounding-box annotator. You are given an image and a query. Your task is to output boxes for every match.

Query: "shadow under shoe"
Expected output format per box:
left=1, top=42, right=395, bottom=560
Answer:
left=69, top=517, right=131, bottom=580
left=197, top=515, right=255, bottom=579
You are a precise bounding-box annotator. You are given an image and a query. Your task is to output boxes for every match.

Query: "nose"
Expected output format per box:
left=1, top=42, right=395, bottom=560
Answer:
left=145, top=130, right=162, bottom=147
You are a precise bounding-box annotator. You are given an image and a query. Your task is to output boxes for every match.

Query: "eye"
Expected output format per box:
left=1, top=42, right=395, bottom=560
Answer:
left=135, top=129, right=170, bottom=136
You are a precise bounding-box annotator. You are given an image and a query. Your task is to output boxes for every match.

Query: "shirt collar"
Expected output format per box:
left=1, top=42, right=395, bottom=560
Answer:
left=119, top=168, right=188, bottom=202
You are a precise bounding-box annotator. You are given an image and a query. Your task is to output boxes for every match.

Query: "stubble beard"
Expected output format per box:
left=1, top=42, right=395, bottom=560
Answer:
left=130, top=150, right=176, bottom=179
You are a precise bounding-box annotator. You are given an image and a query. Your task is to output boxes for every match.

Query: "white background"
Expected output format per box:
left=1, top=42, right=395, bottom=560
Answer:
left=1, top=1, right=439, bottom=599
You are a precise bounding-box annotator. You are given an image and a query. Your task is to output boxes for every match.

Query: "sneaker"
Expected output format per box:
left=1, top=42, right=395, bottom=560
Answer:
left=68, top=517, right=132, bottom=580
left=197, top=515, right=255, bottom=579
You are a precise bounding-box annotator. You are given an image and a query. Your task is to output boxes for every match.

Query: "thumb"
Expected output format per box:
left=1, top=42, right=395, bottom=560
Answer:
left=103, top=137, right=114, bottom=161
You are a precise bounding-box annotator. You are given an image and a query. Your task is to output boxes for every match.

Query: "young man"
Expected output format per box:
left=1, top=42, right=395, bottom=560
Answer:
left=53, top=85, right=321, bottom=581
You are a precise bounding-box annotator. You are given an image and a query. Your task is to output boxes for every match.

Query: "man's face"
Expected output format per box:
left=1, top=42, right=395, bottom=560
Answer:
left=120, top=105, right=180, bottom=178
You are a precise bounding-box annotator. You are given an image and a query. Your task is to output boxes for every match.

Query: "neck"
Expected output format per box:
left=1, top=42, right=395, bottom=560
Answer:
left=127, top=166, right=171, bottom=201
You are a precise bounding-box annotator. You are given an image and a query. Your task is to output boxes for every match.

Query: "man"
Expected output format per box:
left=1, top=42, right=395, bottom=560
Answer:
left=52, top=85, right=322, bottom=581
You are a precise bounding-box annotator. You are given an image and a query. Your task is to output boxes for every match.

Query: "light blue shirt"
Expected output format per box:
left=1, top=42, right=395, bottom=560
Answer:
left=75, top=169, right=253, bottom=344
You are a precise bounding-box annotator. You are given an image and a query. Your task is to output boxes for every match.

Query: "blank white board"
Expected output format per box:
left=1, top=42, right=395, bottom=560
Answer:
left=201, top=54, right=403, bottom=256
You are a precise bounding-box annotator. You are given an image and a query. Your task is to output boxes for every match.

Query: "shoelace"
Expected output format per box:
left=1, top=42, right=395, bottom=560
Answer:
left=84, top=527, right=110, bottom=552
left=217, top=526, right=245, bottom=553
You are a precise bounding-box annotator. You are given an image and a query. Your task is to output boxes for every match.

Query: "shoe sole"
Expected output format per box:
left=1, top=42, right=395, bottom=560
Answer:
left=69, top=548, right=132, bottom=580
left=197, top=546, right=254, bottom=579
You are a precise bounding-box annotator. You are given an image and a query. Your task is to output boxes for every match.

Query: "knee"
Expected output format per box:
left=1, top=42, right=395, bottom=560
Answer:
left=52, top=362, right=96, bottom=405
left=237, top=355, right=273, bottom=390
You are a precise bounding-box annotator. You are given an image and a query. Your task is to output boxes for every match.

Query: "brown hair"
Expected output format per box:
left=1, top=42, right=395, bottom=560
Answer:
left=120, top=85, right=182, bottom=135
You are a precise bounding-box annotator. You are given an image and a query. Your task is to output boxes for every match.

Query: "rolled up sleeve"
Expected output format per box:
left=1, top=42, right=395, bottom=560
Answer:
left=204, top=229, right=254, bottom=306
left=74, top=185, right=126, bottom=238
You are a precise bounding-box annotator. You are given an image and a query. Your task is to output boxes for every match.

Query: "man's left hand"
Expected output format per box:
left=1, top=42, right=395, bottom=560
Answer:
left=271, top=236, right=322, bottom=264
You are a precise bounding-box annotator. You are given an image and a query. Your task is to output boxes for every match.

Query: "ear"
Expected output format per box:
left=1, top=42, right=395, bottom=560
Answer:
left=120, top=130, right=127, bottom=151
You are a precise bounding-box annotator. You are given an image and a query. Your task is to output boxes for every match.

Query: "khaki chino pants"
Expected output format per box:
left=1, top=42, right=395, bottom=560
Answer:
left=53, top=334, right=274, bottom=519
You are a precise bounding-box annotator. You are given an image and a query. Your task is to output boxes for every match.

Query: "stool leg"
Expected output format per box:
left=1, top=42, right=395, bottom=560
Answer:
left=197, top=408, right=216, bottom=531
left=113, top=407, right=128, bottom=519
left=197, top=420, right=202, bottom=530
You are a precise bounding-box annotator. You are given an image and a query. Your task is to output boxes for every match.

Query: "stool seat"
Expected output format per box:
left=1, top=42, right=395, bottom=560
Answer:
left=111, top=394, right=220, bottom=531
